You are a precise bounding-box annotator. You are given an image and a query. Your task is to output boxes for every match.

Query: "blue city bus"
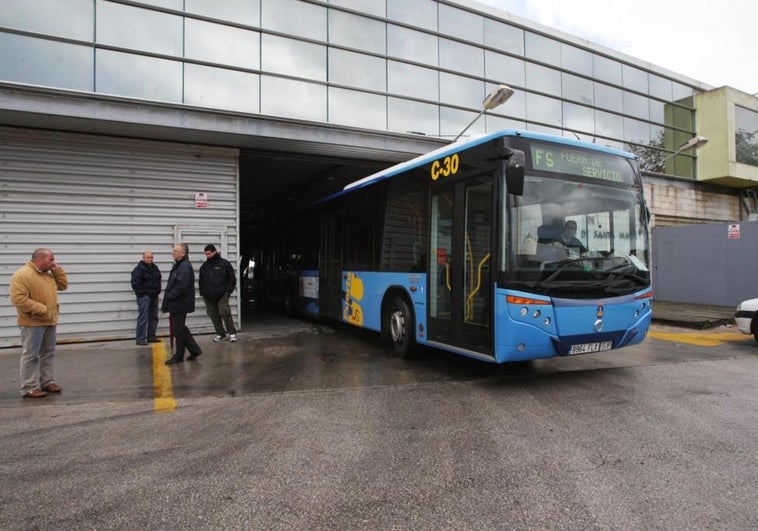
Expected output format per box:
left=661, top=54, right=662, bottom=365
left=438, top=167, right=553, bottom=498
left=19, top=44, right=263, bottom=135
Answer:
left=267, top=130, right=652, bottom=363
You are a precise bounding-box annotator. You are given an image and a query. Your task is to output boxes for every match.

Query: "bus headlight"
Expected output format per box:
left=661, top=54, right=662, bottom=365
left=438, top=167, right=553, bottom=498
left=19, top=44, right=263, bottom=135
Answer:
left=532, top=309, right=541, bottom=319
left=543, top=317, right=551, bottom=326
left=520, top=307, right=528, bottom=316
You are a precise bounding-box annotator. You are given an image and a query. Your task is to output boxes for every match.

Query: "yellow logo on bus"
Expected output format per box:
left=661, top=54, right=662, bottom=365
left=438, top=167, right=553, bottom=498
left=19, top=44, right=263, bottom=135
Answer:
left=343, top=271, right=364, bottom=326
left=431, top=153, right=460, bottom=181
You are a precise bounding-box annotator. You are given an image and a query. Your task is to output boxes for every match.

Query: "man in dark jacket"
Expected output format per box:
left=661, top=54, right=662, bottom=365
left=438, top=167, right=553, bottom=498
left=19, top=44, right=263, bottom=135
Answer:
left=130, top=250, right=162, bottom=345
left=199, top=244, right=238, bottom=342
left=162, top=243, right=202, bottom=364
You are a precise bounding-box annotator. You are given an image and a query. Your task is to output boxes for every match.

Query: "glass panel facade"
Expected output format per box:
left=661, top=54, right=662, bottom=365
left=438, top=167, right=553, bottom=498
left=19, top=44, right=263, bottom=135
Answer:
left=386, top=0, right=438, bottom=31
left=0, top=0, right=706, bottom=179
left=388, top=97, right=439, bottom=136
left=439, top=4, right=483, bottom=43
left=485, top=51, right=525, bottom=87
left=0, top=0, right=93, bottom=40
left=186, top=0, right=260, bottom=27
left=388, top=61, right=438, bottom=100
left=262, top=35, right=325, bottom=81
left=262, top=0, right=324, bottom=41
left=388, top=25, right=437, bottom=66
left=0, top=33, right=93, bottom=91
left=484, top=19, right=524, bottom=56
left=330, top=48, right=385, bottom=91
left=329, top=88, right=386, bottom=129
left=735, top=105, right=758, bottom=166
left=96, top=50, right=182, bottom=102
left=439, top=39, right=483, bottom=77
left=96, top=1, right=182, bottom=56
left=328, top=10, right=385, bottom=54
left=261, top=76, right=326, bottom=122
left=186, top=19, right=260, bottom=70
left=184, top=64, right=259, bottom=113
left=526, top=63, right=560, bottom=97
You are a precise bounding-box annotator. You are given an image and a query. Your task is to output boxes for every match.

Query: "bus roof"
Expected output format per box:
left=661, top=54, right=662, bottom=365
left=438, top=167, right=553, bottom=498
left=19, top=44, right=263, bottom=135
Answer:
left=321, top=129, right=636, bottom=203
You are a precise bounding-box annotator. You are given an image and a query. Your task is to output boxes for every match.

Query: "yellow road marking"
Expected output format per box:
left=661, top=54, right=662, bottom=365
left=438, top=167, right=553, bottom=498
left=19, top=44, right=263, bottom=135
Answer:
left=152, top=341, right=176, bottom=412
left=648, top=330, right=749, bottom=347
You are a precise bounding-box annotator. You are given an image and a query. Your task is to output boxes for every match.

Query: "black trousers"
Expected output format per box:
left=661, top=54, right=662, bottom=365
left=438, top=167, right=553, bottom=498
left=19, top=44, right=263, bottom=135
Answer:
left=170, top=312, right=200, bottom=359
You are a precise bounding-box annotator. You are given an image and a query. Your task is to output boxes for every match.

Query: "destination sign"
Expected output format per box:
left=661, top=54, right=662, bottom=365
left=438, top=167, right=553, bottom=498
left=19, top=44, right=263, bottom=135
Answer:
left=530, top=143, right=634, bottom=184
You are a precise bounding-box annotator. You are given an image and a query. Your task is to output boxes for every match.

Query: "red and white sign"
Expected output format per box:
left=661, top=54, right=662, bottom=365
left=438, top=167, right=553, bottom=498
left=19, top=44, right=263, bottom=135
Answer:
left=728, top=223, right=740, bottom=240
left=195, top=192, right=208, bottom=208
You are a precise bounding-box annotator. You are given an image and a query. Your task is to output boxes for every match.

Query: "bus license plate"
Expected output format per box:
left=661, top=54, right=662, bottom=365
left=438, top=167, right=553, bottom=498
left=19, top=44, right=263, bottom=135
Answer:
left=569, top=341, right=613, bottom=355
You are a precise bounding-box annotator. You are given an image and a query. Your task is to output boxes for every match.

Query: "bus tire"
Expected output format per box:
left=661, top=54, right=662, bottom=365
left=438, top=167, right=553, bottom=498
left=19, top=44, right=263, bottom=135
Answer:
left=385, top=296, right=416, bottom=357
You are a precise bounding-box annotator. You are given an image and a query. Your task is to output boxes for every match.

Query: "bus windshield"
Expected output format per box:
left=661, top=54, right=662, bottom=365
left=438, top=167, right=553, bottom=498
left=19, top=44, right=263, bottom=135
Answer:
left=503, top=171, right=650, bottom=299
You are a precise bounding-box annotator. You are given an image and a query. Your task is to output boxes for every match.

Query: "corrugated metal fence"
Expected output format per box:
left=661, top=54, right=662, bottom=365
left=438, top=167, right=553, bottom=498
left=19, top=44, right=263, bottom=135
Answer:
left=0, top=127, right=239, bottom=347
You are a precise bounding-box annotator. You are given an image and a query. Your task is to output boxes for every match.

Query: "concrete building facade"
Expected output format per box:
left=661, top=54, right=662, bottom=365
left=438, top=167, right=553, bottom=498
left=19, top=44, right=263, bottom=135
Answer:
left=1, top=0, right=756, bottom=345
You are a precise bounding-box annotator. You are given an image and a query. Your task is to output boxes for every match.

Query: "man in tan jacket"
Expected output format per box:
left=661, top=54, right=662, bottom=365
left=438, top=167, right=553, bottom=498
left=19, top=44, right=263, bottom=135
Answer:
left=9, top=248, right=68, bottom=398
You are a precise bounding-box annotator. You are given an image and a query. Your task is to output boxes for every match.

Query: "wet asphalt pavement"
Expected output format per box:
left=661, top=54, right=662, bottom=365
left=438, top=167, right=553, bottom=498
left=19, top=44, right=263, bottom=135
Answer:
left=0, top=310, right=756, bottom=529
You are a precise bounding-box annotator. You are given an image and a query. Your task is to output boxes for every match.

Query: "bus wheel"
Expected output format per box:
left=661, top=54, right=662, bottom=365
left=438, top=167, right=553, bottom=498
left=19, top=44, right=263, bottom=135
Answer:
left=386, top=296, right=415, bottom=357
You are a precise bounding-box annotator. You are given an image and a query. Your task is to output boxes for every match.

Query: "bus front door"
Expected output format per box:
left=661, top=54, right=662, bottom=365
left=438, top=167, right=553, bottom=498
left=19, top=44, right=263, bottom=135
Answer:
left=428, top=177, right=494, bottom=357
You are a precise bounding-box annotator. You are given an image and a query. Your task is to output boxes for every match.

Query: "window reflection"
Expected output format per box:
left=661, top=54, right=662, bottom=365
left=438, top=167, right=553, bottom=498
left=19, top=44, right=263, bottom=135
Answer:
left=594, top=83, right=623, bottom=113
left=484, top=19, right=524, bottom=56
left=262, top=0, right=324, bottom=40
left=388, top=61, right=438, bottom=100
left=439, top=73, right=484, bottom=108
left=260, top=76, right=326, bottom=122
left=96, top=1, right=182, bottom=56
left=96, top=50, right=181, bottom=102
left=622, top=64, right=648, bottom=93
left=485, top=52, right=524, bottom=87
left=593, top=55, right=622, bottom=86
left=186, top=0, right=259, bottom=26
left=184, top=64, right=259, bottom=113
left=439, top=5, right=483, bottom=43
left=525, top=32, right=560, bottom=66
left=497, top=89, right=526, bottom=118
left=262, top=35, right=325, bottom=81
left=486, top=115, right=526, bottom=132
left=328, top=10, right=385, bottom=54
left=562, top=102, right=594, bottom=134
left=526, top=93, right=561, bottom=126
left=330, top=0, right=385, bottom=17
left=441, top=107, right=485, bottom=138
left=388, top=25, right=437, bottom=66
left=649, top=75, right=672, bottom=100
left=439, top=39, right=483, bottom=77
left=624, top=117, right=650, bottom=143
left=386, top=0, right=438, bottom=31
left=0, top=0, right=93, bottom=40
left=595, top=110, right=623, bottom=139
left=735, top=105, right=758, bottom=166
left=186, top=19, right=260, bottom=70
left=526, top=63, right=560, bottom=97
left=329, top=88, right=386, bottom=129
left=623, top=92, right=649, bottom=121
left=562, top=73, right=593, bottom=104
left=388, top=97, right=439, bottom=136
left=330, top=49, right=385, bottom=91
left=0, top=33, right=93, bottom=91
left=561, top=44, right=592, bottom=76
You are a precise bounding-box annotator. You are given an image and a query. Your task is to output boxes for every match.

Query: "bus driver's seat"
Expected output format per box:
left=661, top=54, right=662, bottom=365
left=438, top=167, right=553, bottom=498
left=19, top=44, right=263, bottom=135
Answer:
left=535, top=225, right=568, bottom=262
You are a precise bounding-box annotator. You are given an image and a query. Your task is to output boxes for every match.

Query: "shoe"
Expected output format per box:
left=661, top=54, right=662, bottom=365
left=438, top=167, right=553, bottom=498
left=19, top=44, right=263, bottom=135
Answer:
left=229, top=333, right=238, bottom=342
left=136, top=340, right=149, bottom=346
left=213, top=335, right=226, bottom=342
left=147, top=337, right=161, bottom=343
left=23, top=389, right=47, bottom=398
left=42, top=383, right=62, bottom=393
left=165, top=357, right=183, bottom=365
left=188, top=350, right=203, bottom=360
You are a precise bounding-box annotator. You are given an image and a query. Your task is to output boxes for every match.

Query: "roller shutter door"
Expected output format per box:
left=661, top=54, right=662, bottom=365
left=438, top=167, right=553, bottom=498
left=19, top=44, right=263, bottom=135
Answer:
left=0, top=127, right=239, bottom=347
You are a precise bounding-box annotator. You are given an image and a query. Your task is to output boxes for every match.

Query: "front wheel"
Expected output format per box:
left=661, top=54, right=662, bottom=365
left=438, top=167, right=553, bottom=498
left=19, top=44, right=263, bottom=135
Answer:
left=384, top=296, right=416, bottom=357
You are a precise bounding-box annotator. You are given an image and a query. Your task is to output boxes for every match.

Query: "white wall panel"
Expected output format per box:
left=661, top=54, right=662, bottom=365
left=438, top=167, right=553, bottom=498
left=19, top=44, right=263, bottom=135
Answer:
left=0, top=127, right=239, bottom=347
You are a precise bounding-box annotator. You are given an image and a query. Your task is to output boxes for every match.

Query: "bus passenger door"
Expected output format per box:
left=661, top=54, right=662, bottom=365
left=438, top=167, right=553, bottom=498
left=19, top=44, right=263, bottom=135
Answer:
left=319, top=212, right=344, bottom=320
left=428, top=177, right=494, bottom=356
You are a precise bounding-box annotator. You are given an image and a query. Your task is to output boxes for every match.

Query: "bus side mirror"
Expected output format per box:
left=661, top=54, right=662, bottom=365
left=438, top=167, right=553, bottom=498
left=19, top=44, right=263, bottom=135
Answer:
left=505, top=150, right=525, bottom=196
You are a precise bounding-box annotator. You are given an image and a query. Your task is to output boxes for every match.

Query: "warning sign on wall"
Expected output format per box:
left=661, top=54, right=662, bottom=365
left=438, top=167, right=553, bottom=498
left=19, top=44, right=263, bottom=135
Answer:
left=728, top=223, right=740, bottom=239
left=195, top=192, right=208, bottom=208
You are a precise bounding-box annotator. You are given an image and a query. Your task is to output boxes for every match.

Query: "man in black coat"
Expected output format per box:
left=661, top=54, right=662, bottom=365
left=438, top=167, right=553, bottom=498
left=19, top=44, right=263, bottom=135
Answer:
left=162, top=243, right=202, bottom=364
left=130, top=250, right=162, bottom=345
left=199, top=244, right=238, bottom=342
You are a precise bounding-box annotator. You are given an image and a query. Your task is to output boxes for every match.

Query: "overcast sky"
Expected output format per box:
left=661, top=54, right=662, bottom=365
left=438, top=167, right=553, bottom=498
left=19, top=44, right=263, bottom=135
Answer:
left=475, top=0, right=758, bottom=95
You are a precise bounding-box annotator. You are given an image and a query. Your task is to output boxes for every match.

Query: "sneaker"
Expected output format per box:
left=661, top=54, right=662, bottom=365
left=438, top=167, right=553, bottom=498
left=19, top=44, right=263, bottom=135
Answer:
left=229, top=333, right=238, bottom=342
left=213, top=335, right=225, bottom=342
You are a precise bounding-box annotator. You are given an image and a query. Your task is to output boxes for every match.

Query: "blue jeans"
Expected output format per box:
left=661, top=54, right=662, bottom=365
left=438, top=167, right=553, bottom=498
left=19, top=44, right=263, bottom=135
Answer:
left=19, top=325, right=57, bottom=395
left=136, top=294, right=159, bottom=341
